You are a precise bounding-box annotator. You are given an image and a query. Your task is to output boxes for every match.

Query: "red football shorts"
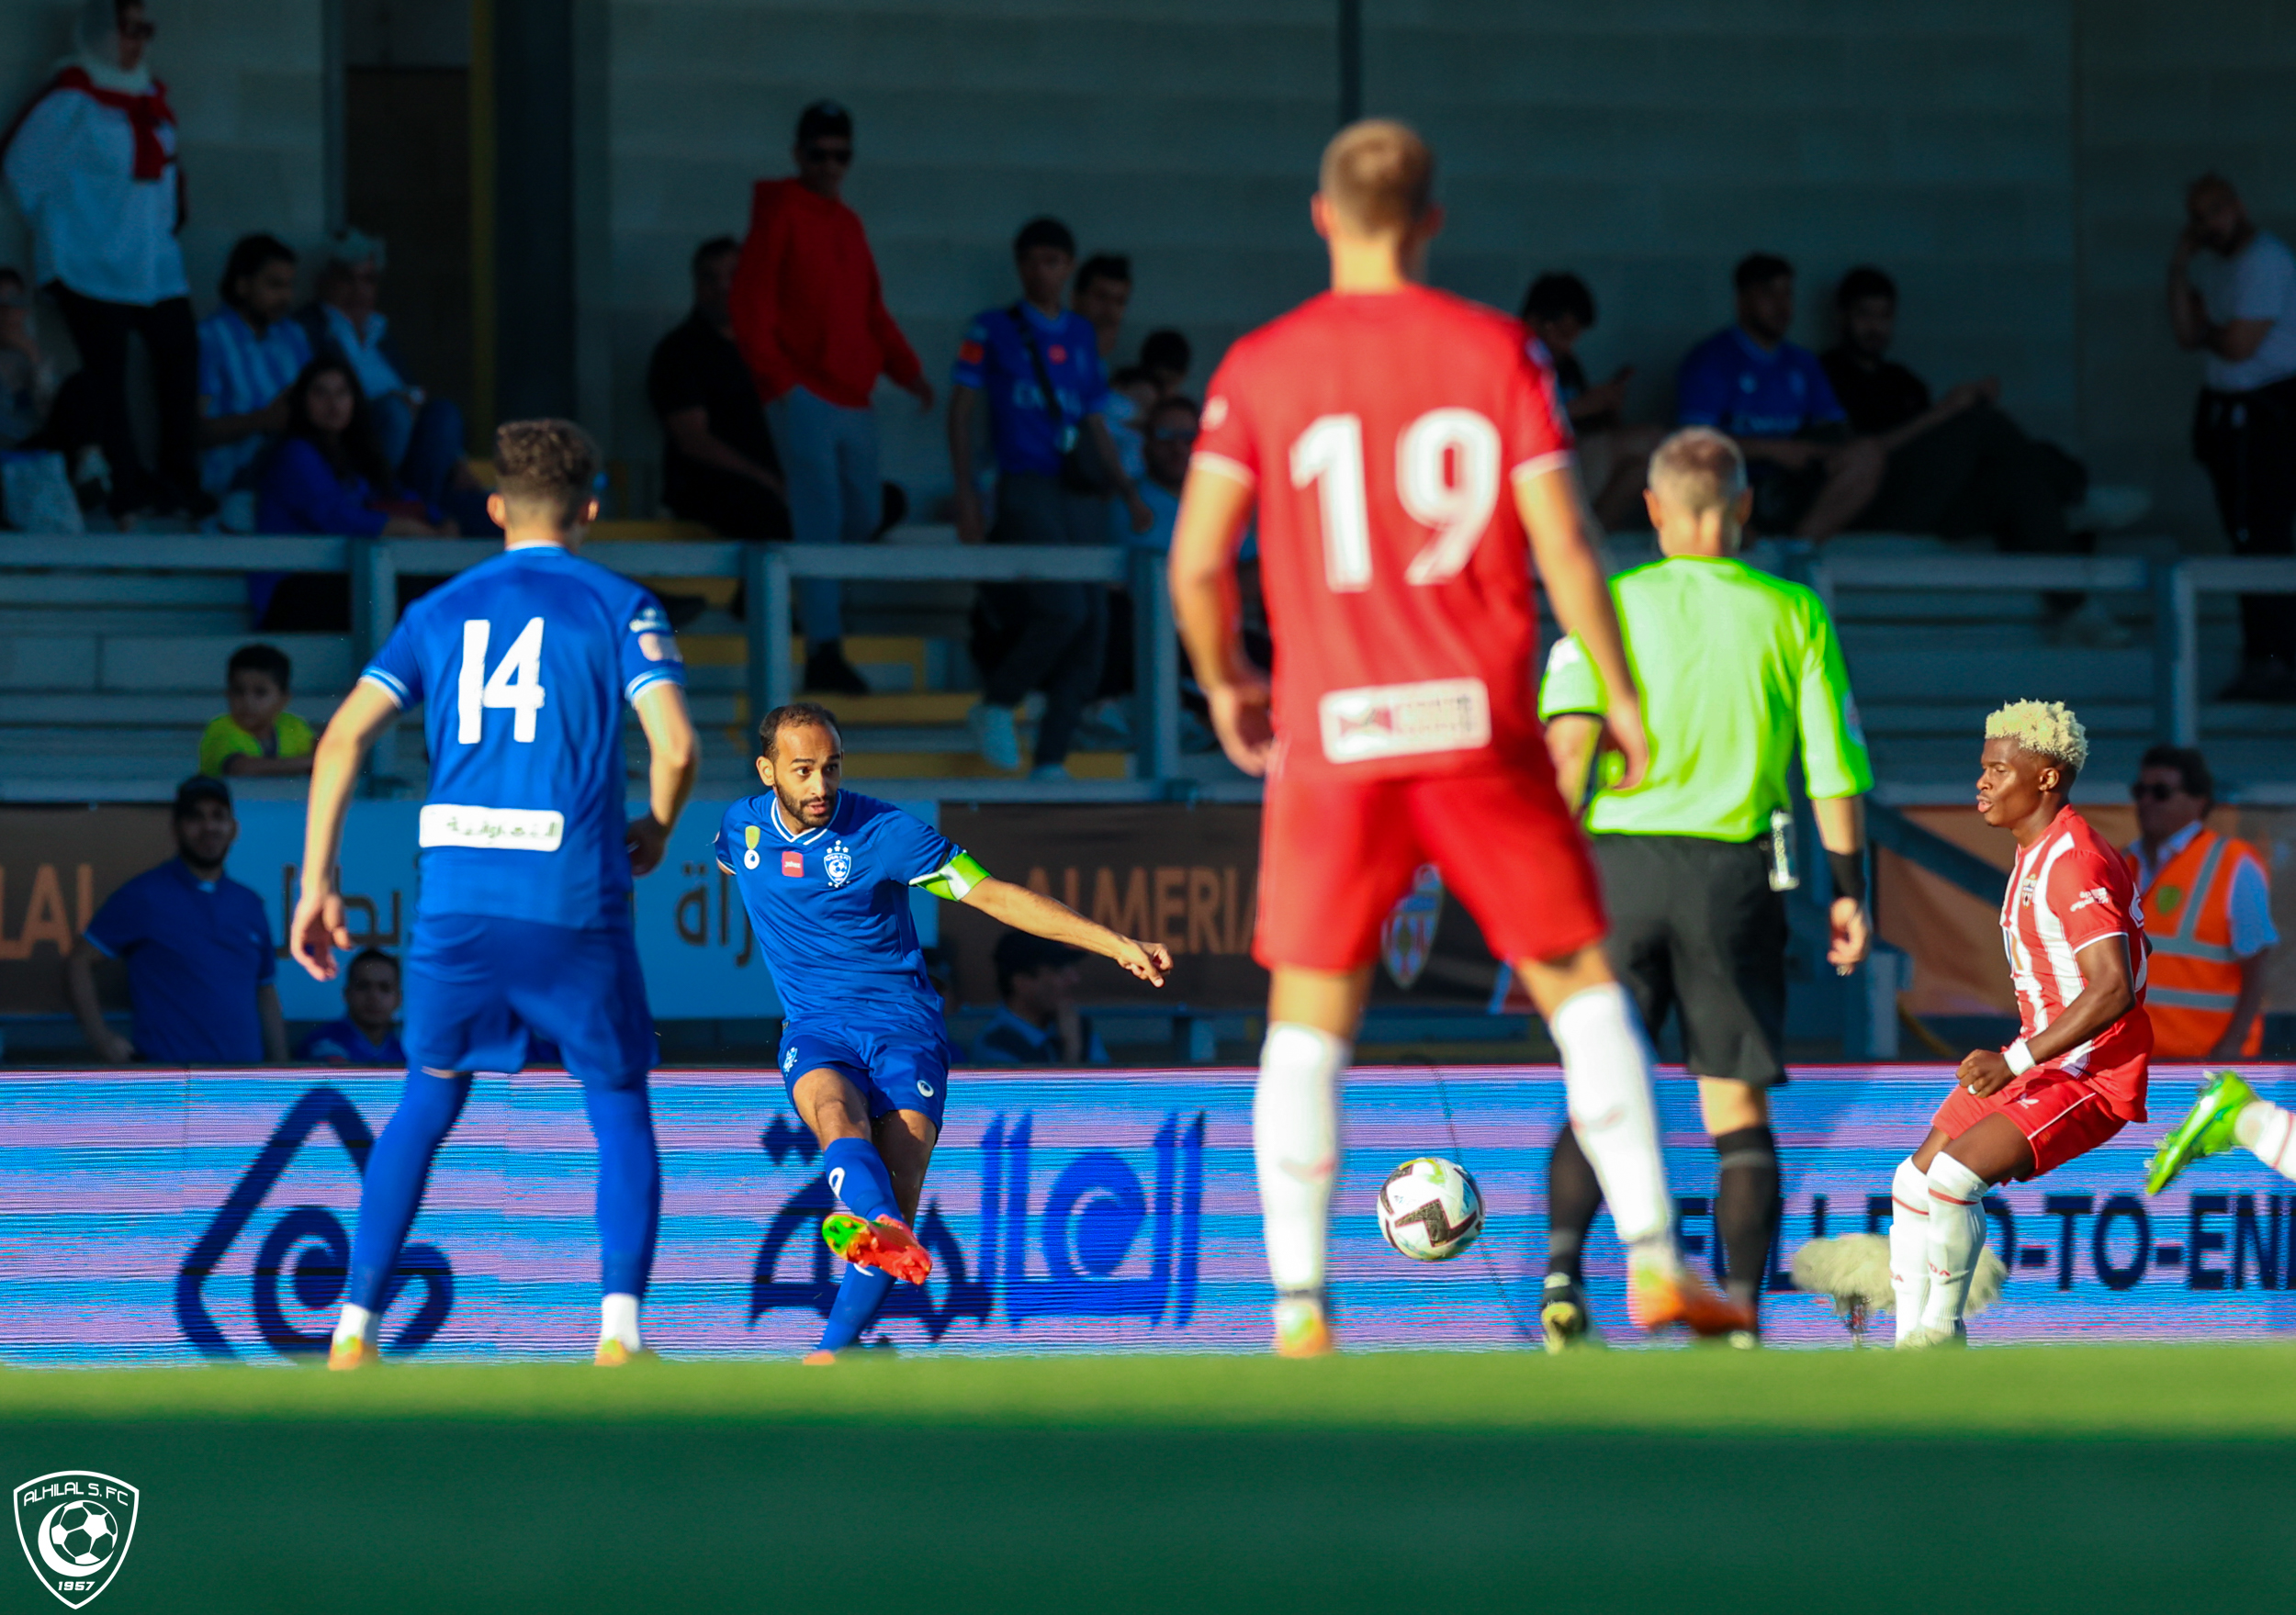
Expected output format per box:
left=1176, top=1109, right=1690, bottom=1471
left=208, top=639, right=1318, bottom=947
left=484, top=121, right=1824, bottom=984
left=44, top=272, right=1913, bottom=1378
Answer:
left=1930, top=1066, right=2129, bottom=1180
left=1255, top=760, right=1606, bottom=973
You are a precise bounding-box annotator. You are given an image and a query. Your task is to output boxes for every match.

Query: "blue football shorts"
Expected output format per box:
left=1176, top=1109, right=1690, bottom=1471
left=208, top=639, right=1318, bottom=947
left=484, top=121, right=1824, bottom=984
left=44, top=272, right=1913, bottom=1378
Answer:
left=403, top=913, right=656, bottom=1090
left=779, top=1021, right=951, bottom=1130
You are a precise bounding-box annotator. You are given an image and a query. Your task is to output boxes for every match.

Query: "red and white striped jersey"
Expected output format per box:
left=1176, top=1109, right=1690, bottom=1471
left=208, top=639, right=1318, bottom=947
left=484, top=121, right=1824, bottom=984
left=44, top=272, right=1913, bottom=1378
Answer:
left=1999, top=806, right=2153, bottom=1120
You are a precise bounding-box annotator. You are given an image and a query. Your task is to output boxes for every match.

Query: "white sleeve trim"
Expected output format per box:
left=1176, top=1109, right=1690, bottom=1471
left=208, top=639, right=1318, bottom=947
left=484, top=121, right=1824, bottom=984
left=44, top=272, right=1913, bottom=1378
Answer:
left=1189, top=451, right=1257, bottom=488
left=358, top=668, right=409, bottom=708
left=1510, top=449, right=1578, bottom=483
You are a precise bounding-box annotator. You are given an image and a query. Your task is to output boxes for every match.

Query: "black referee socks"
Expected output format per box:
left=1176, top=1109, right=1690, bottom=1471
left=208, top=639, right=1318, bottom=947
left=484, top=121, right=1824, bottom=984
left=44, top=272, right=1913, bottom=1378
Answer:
left=1712, top=1125, right=1781, bottom=1312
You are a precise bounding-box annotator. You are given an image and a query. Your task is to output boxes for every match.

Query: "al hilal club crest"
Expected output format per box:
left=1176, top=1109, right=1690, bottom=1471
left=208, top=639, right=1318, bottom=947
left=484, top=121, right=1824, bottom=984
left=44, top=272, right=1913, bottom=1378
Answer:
left=824, top=840, right=854, bottom=887
left=16, top=1472, right=137, bottom=1609
left=1380, top=865, right=1444, bottom=990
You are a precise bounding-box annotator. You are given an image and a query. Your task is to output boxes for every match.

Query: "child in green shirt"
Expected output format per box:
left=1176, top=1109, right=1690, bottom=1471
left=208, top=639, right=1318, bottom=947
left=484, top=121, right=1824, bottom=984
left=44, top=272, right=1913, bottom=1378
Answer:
left=198, top=643, right=318, bottom=778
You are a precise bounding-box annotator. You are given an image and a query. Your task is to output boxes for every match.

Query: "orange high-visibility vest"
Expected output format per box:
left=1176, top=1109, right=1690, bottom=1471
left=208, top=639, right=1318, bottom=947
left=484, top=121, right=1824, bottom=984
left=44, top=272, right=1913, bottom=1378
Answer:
left=2129, top=828, right=2267, bottom=1059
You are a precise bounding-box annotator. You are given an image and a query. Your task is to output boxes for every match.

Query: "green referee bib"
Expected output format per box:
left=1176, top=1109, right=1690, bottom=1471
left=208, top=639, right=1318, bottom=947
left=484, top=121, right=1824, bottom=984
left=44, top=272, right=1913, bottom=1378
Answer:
left=1538, top=554, right=1873, bottom=839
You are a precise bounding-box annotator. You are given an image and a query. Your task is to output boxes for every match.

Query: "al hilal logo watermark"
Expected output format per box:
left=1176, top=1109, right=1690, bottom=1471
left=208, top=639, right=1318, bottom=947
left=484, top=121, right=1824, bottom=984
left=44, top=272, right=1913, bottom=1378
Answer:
left=15, top=1473, right=137, bottom=1609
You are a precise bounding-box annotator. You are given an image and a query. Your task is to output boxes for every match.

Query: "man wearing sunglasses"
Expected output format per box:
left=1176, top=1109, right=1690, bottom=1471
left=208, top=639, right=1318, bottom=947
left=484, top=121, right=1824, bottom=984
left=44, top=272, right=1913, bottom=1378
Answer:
left=731, top=100, right=933, bottom=696
left=2124, top=744, right=2276, bottom=1060
left=1134, top=393, right=1199, bottom=553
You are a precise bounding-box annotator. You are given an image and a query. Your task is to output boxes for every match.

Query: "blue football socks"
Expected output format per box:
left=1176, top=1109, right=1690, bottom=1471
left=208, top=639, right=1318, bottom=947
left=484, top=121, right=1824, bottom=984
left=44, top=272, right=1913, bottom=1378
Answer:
left=822, top=1136, right=900, bottom=1223
left=583, top=1083, right=662, bottom=1300
left=816, top=1264, right=896, bottom=1354
left=347, top=1071, right=474, bottom=1313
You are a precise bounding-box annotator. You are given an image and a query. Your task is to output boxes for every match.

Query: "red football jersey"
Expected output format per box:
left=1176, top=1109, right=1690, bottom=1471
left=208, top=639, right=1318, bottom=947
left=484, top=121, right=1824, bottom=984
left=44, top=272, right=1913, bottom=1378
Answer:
left=1999, top=806, right=2153, bottom=1120
left=1192, top=286, right=1575, bottom=781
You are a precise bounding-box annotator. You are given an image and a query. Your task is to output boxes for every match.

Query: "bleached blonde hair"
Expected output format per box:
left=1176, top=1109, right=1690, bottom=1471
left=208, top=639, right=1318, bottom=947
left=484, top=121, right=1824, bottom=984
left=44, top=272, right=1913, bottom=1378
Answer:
left=1984, top=700, right=2089, bottom=773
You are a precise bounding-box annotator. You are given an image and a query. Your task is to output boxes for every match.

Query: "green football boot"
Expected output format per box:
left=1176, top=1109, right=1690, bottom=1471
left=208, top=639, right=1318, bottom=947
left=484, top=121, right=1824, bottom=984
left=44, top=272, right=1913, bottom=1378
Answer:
left=2144, top=1071, right=2259, bottom=1196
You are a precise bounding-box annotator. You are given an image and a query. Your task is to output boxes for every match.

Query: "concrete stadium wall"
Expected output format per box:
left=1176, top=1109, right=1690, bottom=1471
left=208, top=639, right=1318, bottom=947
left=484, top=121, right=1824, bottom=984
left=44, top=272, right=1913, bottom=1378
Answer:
left=1365, top=2, right=2078, bottom=452
left=602, top=0, right=1340, bottom=510
left=2076, top=0, right=2296, bottom=541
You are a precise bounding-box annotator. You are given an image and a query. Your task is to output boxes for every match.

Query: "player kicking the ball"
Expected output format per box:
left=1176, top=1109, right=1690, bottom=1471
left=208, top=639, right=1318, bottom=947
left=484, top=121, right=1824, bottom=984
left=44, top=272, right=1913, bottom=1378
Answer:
left=718, top=702, right=1171, bottom=1361
left=1168, top=118, right=1749, bottom=1356
left=1889, top=701, right=2153, bottom=1347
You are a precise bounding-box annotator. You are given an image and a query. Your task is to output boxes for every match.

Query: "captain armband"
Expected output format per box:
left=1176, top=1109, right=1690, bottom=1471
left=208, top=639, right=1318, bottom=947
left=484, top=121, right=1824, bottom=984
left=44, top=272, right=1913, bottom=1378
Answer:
left=911, top=851, right=992, bottom=902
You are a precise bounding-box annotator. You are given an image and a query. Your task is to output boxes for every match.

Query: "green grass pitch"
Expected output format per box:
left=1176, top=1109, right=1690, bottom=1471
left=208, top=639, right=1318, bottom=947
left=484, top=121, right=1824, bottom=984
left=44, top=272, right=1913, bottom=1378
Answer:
left=3, top=1347, right=2292, bottom=1614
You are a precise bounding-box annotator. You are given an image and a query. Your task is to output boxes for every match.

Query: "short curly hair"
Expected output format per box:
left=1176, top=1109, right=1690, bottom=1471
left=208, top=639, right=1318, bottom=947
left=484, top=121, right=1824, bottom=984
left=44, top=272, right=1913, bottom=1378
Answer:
left=1984, top=700, right=2089, bottom=773
left=494, top=418, right=602, bottom=527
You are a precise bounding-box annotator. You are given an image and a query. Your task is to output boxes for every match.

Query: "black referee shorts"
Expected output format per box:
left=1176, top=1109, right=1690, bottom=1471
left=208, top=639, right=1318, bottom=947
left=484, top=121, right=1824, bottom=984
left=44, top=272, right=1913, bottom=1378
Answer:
left=1593, top=833, right=1788, bottom=1089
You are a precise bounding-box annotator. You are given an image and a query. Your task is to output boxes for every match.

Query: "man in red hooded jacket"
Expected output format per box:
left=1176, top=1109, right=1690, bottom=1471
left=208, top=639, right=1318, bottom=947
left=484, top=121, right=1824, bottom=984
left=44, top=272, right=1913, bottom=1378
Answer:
left=731, top=100, right=934, bottom=695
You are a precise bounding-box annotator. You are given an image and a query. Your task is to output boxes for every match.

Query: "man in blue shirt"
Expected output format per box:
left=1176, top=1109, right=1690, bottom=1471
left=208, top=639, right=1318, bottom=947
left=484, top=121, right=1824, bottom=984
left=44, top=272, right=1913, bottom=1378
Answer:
left=195, top=233, right=310, bottom=507
left=65, top=775, right=287, bottom=1066
left=1675, top=252, right=1883, bottom=540
left=970, top=931, right=1111, bottom=1065
left=296, top=947, right=408, bottom=1066
left=717, top=701, right=1168, bottom=1360
left=289, top=419, right=700, bottom=1368
left=947, top=216, right=1153, bottom=779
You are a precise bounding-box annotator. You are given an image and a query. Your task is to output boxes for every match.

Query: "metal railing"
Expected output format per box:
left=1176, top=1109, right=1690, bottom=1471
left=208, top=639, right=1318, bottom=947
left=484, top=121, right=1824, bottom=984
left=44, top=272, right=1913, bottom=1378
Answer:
left=7, top=533, right=2296, bottom=775
left=0, top=529, right=1186, bottom=787
left=1799, top=549, right=2296, bottom=746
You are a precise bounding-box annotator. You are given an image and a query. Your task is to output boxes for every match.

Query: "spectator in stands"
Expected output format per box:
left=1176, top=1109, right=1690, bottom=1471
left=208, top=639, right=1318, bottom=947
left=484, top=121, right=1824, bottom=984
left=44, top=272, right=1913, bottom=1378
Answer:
left=1522, top=272, right=1664, bottom=532
left=2125, top=744, right=2277, bottom=1059
left=256, top=356, right=453, bottom=540
left=198, top=641, right=315, bottom=779
left=1103, top=329, right=1196, bottom=538
left=1821, top=265, right=2117, bottom=645
left=731, top=100, right=933, bottom=696
left=2, top=0, right=205, bottom=521
left=1074, top=254, right=1132, bottom=364
left=0, top=266, right=58, bottom=449
left=1135, top=393, right=1197, bottom=553
left=299, top=230, right=488, bottom=531
left=196, top=233, right=310, bottom=522
left=1139, top=328, right=1192, bottom=399
left=950, top=216, right=1152, bottom=779
left=65, top=775, right=286, bottom=1065
left=648, top=235, right=789, bottom=541
left=297, top=947, right=406, bottom=1066
left=971, top=932, right=1109, bottom=1065
left=1677, top=253, right=1881, bottom=541
left=2170, top=173, right=2296, bottom=701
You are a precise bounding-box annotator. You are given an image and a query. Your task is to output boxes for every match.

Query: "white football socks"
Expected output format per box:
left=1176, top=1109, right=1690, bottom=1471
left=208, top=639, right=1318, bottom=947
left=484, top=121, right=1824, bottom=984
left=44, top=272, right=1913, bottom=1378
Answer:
left=1549, top=983, right=1676, bottom=1263
left=332, top=1303, right=374, bottom=1348
left=601, top=1292, right=643, bottom=1351
left=1919, top=1152, right=1988, bottom=1335
left=1255, top=1021, right=1347, bottom=1295
left=1887, top=1157, right=1932, bottom=1344
left=2235, top=1100, right=2296, bottom=1180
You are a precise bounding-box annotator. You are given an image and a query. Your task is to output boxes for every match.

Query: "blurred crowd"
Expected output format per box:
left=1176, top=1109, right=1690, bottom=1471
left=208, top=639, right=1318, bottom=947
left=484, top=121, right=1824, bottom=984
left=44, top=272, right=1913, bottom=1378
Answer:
left=4, top=9, right=2291, bottom=704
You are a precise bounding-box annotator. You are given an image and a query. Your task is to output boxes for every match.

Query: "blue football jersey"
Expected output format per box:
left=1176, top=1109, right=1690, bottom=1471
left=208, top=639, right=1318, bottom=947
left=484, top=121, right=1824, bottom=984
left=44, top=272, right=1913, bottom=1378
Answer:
left=361, top=544, right=686, bottom=929
left=715, top=791, right=973, bottom=1030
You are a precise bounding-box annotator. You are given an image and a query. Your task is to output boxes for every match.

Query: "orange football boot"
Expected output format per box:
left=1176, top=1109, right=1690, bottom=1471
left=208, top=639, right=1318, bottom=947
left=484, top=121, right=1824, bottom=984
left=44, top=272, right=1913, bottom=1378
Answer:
left=1626, top=1261, right=1756, bottom=1338
left=821, top=1213, right=934, bottom=1284
left=1273, top=1295, right=1336, bottom=1358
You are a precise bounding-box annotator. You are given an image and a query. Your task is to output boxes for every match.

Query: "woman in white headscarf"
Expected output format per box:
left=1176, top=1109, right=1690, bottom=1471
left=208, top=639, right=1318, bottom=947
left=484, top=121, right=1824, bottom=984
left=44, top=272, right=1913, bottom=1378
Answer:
left=3, top=0, right=204, bottom=520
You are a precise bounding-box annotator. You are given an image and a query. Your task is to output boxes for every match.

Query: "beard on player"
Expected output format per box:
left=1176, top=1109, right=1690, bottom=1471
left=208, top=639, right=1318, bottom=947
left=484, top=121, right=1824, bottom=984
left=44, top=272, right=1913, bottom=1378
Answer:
left=777, top=771, right=838, bottom=827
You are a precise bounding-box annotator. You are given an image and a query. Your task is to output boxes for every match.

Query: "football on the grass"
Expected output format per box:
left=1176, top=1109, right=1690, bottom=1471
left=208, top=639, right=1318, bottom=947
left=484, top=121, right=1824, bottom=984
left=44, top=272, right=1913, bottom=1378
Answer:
left=1376, top=1156, right=1483, bottom=1262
